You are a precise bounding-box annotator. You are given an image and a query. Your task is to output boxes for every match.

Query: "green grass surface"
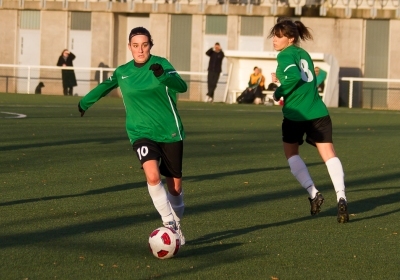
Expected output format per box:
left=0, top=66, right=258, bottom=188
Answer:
left=1, top=93, right=399, bottom=279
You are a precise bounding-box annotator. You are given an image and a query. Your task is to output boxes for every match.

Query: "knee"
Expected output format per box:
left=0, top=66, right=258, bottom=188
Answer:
left=146, top=173, right=161, bottom=186
left=147, top=178, right=160, bottom=186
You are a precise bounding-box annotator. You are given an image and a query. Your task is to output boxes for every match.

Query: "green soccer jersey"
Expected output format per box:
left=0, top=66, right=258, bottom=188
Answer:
left=274, top=45, right=329, bottom=121
left=79, top=55, right=188, bottom=144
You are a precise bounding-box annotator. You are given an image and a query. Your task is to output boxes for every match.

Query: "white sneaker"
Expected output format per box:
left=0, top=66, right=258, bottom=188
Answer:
left=163, top=220, right=185, bottom=246
left=163, top=220, right=177, bottom=231
left=176, top=222, right=185, bottom=246
left=204, top=96, right=213, bottom=103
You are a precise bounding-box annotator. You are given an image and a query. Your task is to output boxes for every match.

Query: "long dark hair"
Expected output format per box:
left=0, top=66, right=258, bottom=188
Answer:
left=268, top=17, right=313, bottom=45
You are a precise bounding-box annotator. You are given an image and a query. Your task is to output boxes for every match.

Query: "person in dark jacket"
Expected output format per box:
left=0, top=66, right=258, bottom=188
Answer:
left=205, top=43, right=224, bottom=102
left=57, top=49, right=77, bottom=96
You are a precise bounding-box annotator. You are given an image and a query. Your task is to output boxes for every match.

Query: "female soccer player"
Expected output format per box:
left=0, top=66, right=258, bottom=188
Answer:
left=269, top=18, right=349, bottom=223
left=78, top=27, right=188, bottom=242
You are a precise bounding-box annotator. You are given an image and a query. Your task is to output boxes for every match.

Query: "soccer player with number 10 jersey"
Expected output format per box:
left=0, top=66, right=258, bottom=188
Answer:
left=78, top=27, right=188, bottom=242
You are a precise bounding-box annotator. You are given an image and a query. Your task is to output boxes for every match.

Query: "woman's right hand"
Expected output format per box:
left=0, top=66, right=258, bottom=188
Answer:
left=271, top=73, right=279, bottom=83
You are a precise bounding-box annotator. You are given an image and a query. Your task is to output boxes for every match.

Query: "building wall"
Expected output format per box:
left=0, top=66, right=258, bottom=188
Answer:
left=388, top=20, right=400, bottom=80
left=0, top=10, right=18, bottom=64
left=91, top=12, right=114, bottom=68
left=0, top=10, right=18, bottom=93
left=42, top=11, right=69, bottom=67
left=40, top=11, right=68, bottom=94
left=114, top=13, right=128, bottom=67
left=388, top=20, right=400, bottom=110
left=300, top=18, right=364, bottom=69
left=1, top=10, right=369, bottom=75
left=263, top=17, right=275, bottom=52
left=1, top=6, right=400, bottom=104
left=150, top=14, right=169, bottom=59
left=227, top=16, right=239, bottom=50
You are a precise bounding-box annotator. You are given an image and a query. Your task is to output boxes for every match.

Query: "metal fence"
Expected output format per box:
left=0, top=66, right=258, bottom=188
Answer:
left=340, top=77, right=400, bottom=110
left=2, top=64, right=400, bottom=109
left=0, top=64, right=228, bottom=102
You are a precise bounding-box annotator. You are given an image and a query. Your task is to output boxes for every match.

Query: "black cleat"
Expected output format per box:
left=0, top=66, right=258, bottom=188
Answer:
left=337, top=198, right=349, bottom=223
left=308, top=192, right=324, bottom=216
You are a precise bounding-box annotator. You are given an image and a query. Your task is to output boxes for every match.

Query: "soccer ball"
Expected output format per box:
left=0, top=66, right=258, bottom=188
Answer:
left=148, top=227, right=180, bottom=259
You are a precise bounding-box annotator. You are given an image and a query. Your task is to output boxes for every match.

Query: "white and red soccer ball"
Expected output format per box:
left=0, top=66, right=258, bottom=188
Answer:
left=148, top=227, right=180, bottom=259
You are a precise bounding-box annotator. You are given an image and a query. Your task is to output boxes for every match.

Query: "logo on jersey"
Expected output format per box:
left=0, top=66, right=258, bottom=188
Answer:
left=122, top=75, right=130, bottom=79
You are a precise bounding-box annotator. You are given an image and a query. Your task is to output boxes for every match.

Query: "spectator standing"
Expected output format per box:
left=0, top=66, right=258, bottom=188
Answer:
left=57, top=49, right=77, bottom=96
left=205, top=42, right=224, bottom=102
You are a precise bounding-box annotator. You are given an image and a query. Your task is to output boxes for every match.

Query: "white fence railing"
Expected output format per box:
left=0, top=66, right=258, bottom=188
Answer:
left=2, top=64, right=400, bottom=109
left=0, top=64, right=116, bottom=94
left=341, top=77, right=400, bottom=108
left=0, top=64, right=228, bottom=102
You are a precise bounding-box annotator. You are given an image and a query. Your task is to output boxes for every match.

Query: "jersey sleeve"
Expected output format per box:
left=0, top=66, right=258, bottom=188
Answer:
left=205, top=48, right=213, bottom=56
left=156, top=59, right=188, bottom=93
left=274, top=52, right=302, bottom=100
left=79, top=70, right=119, bottom=111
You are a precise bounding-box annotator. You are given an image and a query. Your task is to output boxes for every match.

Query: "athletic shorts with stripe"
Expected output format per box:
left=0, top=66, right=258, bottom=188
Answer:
left=132, top=139, right=183, bottom=178
left=282, top=115, right=333, bottom=147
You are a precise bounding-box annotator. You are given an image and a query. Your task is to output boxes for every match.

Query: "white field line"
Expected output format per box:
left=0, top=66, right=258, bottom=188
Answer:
left=0, top=111, right=27, bottom=118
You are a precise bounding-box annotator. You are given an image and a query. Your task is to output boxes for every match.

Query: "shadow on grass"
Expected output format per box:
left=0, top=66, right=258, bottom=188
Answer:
left=0, top=182, right=144, bottom=207
left=189, top=216, right=311, bottom=246
left=0, top=136, right=128, bottom=152
left=176, top=243, right=242, bottom=259
left=0, top=168, right=308, bottom=249
left=346, top=190, right=400, bottom=221
left=0, top=163, right=322, bottom=207
left=1, top=167, right=398, bottom=249
left=0, top=213, right=149, bottom=248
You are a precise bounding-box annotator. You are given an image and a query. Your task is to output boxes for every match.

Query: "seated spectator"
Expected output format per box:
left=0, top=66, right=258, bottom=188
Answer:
left=237, top=66, right=265, bottom=104
left=254, top=68, right=267, bottom=104
left=266, top=82, right=278, bottom=91
left=314, top=66, right=327, bottom=93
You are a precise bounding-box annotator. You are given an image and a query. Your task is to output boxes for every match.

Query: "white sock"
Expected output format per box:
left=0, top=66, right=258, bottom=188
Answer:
left=288, top=155, right=318, bottom=198
left=147, top=181, right=174, bottom=223
left=167, top=191, right=184, bottom=223
left=326, top=157, right=346, bottom=202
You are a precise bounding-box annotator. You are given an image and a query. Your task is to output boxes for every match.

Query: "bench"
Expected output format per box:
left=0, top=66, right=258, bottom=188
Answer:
left=228, top=89, right=278, bottom=105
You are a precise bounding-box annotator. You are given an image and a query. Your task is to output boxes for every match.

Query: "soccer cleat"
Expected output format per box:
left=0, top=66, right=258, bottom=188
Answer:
left=308, top=192, right=324, bottom=216
left=163, top=220, right=185, bottom=245
left=175, top=222, right=185, bottom=246
left=337, top=198, right=349, bottom=223
left=163, top=220, right=177, bottom=231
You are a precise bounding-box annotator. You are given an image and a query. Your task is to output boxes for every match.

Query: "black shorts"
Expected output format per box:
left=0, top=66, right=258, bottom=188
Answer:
left=132, top=139, right=183, bottom=178
left=282, top=115, right=333, bottom=147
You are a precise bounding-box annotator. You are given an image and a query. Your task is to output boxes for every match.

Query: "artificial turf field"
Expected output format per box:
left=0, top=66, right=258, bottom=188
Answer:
left=1, top=93, right=399, bottom=280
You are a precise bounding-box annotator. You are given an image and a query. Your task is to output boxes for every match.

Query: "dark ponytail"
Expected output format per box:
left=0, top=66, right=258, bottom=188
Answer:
left=268, top=18, right=313, bottom=45
left=294, top=21, right=313, bottom=42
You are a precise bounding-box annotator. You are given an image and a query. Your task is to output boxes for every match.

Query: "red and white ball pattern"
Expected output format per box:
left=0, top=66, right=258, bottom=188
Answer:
left=148, top=227, right=180, bottom=259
